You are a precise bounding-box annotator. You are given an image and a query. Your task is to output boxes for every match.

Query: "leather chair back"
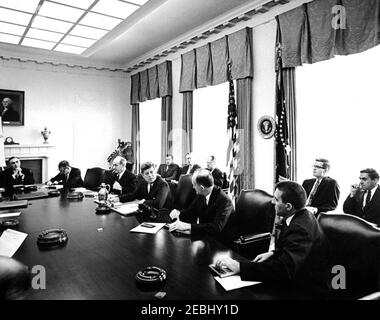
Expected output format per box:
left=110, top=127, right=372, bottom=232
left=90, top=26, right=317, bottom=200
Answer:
left=173, top=174, right=196, bottom=210
left=318, top=213, right=380, bottom=298
left=235, top=189, right=276, bottom=236
left=83, top=167, right=105, bottom=191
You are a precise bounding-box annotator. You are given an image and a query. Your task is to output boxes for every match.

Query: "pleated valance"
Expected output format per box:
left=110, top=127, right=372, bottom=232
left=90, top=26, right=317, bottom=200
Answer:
left=130, top=60, right=172, bottom=104
left=179, top=27, right=253, bottom=92
left=278, top=0, right=380, bottom=68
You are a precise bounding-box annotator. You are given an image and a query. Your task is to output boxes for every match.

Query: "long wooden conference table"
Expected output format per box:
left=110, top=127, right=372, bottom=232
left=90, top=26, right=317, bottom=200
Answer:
left=3, top=190, right=301, bottom=300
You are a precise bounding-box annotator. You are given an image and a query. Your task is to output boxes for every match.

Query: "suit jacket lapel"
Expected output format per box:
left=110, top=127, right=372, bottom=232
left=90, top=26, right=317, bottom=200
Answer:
left=363, top=187, right=380, bottom=212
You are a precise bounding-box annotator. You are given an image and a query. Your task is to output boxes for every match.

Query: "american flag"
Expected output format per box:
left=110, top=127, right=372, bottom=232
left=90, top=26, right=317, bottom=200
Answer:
left=226, top=62, right=239, bottom=203
left=275, top=20, right=291, bottom=182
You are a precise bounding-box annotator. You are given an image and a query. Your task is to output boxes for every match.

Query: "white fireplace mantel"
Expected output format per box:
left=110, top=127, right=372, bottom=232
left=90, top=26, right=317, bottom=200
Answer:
left=4, top=144, right=55, bottom=181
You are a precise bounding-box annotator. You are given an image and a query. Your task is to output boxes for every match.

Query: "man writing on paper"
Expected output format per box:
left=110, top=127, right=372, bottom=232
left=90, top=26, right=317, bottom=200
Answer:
left=120, top=161, right=171, bottom=209
left=168, top=169, right=233, bottom=236
left=47, top=160, right=83, bottom=189
left=215, top=181, right=330, bottom=298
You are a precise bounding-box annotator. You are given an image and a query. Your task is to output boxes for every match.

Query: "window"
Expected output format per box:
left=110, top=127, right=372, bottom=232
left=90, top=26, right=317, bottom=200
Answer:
left=193, top=82, right=229, bottom=171
left=139, top=99, right=161, bottom=167
left=296, top=45, right=380, bottom=208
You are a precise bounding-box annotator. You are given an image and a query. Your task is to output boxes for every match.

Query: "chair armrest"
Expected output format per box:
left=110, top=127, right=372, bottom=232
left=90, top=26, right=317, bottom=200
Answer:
left=233, top=232, right=271, bottom=260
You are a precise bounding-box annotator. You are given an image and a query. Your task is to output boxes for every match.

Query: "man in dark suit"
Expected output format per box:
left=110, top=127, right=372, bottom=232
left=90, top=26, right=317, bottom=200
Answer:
left=1, top=97, right=20, bottom=122
left=181, top=152, right=201, bottom=175
left=157, top=154, right=181, bottom=182
left=302, top=158, right=340, bottom=216
left=216, top=181, right=330, bottom=298
left=47, top=160, right=83, bottom=189
left=206, top=155, right=224, bottom=188
left=120, top=161, right=171, bottom=209
left=2, top=157, right=34, bottom=191
left=168, top=169, right=233, bottom=236
left=343, top=168, right=380, bottom=226
left=104, top=156, right=136, bottom=195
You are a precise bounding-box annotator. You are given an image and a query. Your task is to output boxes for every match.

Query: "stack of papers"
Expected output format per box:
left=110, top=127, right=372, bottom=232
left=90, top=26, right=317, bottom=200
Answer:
left=130, top=223, right=166, bottom=234
left=0, top=212, right=21, bottom=218
left=214, top=275, right=261, bottom=291
left=0, top=229, right=28, bottom=257
left=110, top=202, right=139, bottom=216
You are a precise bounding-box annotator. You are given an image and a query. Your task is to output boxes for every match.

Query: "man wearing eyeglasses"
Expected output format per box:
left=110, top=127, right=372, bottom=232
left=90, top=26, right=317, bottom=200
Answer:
left=301, top=158, right=340, bottom=216
left=1, top=156, right=34, bottom=190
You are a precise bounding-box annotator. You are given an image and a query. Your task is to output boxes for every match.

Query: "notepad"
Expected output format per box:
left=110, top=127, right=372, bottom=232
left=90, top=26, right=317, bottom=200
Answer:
left=0, top=229, right=28, bottom=257
left=0, top=212, right=21, bottom=218
left=214, top=275, right=261, bottom=291
left=130, top=223, right=165, bottom=234
left=110, top=202, right=139, bottom=216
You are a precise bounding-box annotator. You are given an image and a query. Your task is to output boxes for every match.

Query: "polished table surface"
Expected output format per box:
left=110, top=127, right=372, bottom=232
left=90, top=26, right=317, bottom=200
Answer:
left=3, top=192, right=300, bottom=300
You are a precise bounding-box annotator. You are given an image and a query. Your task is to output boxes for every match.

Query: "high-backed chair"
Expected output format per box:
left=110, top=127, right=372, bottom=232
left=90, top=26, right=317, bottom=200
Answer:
left=173, top=174, right=196, bottom=210
left=318, top=212, right=380, bottom=299
left=83, top=167, right=105, bottom=191
left=223, top=189, right=276, bottom=259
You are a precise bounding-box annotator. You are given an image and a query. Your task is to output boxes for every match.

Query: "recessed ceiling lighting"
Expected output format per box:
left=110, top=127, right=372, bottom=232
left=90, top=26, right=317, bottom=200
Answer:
left=92, top=0, right=138, bottom=19
left=0, top=21, right=26, bottom=36
left=0, top=32, right=21, bottom=44
left=80, top=12, right=123, bottom=30
left=61, top=35, right=96, bottom=47
left=38, top=2, right=85, bottom=23
left=0, top=7, right=32, bottom=25
left=26, top=28, right=63, bottom=42
left=0, top=0, right=40, bottom=13
left=22, top=38, right=56, bottom=50
left=31, top=16, right=73, bottom=33
left=70, top=25, right=108, bottom=40
left=55, top=43, right=87, bottom=54
left=50, top=0, right=96, bottom=10
left=126, top=0, right=148, bottom=5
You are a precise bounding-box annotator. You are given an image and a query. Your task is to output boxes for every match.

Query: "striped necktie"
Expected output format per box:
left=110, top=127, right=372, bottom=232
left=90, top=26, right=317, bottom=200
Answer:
left=307, top=179, right=321, bottom=205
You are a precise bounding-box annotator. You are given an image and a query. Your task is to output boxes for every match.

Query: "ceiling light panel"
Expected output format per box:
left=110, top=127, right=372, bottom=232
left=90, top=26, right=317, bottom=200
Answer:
left=126, top=0, right=148, bottom=5
left=38, top=2, right=85, bottom=22
left=0, top=0, right=40, bottom=13
left=69, top=25, right=108, bottom=40
left=32, top=16, right=73, bottom=33
left=0, top=7, right=32, bottom=25
left=0, top=32, right=21, bottom=44
left=0, top=21, right=26, bottom=36
left=80, top=12, right=122, bottom=30
left=26, top=28, right=63, bottom=42
left=61, top=35, right=96, bottom=47
left=22, top=38, right=56, bottom=50
left=55, top=43, right=86, bottom=54
left=92, top=0, right=138, bottom=19
left=50, top=0, right=96, bottom=10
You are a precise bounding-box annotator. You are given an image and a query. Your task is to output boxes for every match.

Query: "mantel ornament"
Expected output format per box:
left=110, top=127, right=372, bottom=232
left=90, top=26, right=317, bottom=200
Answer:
left=41, top=127, right=51, bottom=144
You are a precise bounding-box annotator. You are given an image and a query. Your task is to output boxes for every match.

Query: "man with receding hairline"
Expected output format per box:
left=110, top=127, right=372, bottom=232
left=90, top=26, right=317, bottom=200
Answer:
left=168, top=169, right=233, bottom=236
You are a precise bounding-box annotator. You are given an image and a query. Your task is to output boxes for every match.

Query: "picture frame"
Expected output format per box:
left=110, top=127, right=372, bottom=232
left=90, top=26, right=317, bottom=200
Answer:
left=257, top=115, right=275, bottom=139
left=0, top=89, right=25, bottom=126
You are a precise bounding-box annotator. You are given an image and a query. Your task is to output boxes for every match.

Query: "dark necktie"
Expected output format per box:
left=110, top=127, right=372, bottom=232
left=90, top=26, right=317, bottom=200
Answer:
left=365, top=190, right=371, bottom=208
left=307, top=179, right=320, bottom=205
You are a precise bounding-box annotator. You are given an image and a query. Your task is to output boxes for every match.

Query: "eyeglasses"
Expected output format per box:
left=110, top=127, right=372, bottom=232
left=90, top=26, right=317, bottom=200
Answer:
left=312, top=165, right=325, bottom=169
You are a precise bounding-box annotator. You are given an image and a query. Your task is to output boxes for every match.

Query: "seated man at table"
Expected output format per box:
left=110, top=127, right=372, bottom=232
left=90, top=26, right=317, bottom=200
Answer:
left=168, top=169, right=233, bottom=236
left=103, top=156, right=136, bottom=195
left=206, top=155, right=224, bottom=188
left=119, top=161, right=171, bottom=209
left=47, top=160, right=83, bottom=189
left=1, top=157, right=35, bottom=191
left=215, top=181, right=330, bottom=298
left=181, top=152, right=201, bottom=175
left=157, top=154, right=181, bottom=183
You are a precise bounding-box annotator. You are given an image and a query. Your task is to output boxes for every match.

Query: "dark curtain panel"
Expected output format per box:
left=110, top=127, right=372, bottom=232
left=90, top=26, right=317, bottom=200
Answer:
left=278, top=0, right=380, bottom=67
left=131, top=103, right=140, bottom=174
left=148, top=65, right=159, bottom=99
left=196, top=43, right=212, bottom=89
left=236, top=77, right=254, bottom=190
left=130, top=73, right=140, bottom=105
left=182, top=92, right=193, bottom=162
left=161, top=96, right=172, bottom=163
left=180, top=50, right=197, bottom=92
left=139, top=69, right=149, bottom=102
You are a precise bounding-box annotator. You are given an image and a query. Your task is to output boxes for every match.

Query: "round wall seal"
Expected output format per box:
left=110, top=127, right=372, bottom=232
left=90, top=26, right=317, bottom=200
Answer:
left=257, top=116, right=275, bottom=139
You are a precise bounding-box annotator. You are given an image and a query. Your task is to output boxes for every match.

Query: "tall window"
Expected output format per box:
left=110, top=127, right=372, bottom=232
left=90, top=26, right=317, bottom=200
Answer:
left=193, top=82, right=229, bottom=171
left=296, top=45, right=380, bottom=209
left=139, top=99, right=161, bottom=167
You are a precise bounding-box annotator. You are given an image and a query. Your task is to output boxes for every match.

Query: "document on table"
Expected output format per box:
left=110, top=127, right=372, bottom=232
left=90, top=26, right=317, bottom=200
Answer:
left=0, top=212, right=21, bottom=218
left=110, top=202, right=139, bottom=216
left=130, top=223, right=166, bottom=234
left=0, top=229, right=28, bottom=257
left=214, top=275, right=261, bottom=291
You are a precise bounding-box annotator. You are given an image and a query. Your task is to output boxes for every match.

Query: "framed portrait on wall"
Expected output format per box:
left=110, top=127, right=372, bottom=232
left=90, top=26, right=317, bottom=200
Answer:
left=0, top=89, right=25, bottom=126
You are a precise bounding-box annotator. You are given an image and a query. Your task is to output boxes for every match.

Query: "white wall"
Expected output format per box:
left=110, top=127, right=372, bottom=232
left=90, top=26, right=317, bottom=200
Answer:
left=0, top=59, right=131, bottom=180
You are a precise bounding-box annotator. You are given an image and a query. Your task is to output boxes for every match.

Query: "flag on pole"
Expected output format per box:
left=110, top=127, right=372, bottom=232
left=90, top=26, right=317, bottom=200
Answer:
left=275, top=19, right=291, bottom=182
left=226, top=62, right=239, bottom=204
left=0, top=115, right=5, bottom=167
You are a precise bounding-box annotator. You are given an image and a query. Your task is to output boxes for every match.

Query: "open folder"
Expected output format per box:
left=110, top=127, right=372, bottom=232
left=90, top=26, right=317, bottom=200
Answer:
left=109, top=202, right=139, bottom=216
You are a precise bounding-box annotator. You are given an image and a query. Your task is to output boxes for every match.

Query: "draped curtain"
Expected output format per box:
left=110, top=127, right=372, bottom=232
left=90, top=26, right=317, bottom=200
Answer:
left=179, top=27, right=253, bottom=188
left=130, top=61, right=172, bottom=167
left=131, top=104, right=140, bottom=174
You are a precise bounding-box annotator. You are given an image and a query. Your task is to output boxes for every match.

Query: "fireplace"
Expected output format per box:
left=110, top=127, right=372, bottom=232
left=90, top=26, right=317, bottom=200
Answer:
left=4, top=144, right=55, bottom=183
